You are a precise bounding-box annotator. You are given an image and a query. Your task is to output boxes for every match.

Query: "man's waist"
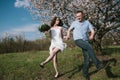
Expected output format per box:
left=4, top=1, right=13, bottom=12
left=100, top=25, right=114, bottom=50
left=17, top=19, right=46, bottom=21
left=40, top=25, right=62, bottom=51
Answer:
left=74, top=39, right=89, bottom=42
left=74, top=38, right=88, bottom=41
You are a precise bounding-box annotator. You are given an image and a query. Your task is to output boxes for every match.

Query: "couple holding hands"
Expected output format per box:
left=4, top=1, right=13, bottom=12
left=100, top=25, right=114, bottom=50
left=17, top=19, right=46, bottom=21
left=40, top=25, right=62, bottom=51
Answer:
left=39, top=11, right=103, bottom=80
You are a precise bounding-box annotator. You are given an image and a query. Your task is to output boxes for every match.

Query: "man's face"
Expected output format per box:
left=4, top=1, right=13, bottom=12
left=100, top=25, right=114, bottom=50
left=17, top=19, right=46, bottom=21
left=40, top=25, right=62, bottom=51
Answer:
left=76, top=12, right=83, bottom=22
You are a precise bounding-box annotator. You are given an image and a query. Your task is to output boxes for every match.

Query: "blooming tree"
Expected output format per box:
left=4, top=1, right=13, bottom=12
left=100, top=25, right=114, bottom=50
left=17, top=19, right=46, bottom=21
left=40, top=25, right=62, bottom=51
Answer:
left=28, top=0, right=120, bottom=54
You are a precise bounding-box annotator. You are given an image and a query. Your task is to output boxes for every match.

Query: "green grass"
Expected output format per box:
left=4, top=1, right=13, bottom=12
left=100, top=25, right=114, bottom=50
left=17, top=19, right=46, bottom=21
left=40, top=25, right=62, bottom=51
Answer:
left=0, top=47, right=120, bottom=80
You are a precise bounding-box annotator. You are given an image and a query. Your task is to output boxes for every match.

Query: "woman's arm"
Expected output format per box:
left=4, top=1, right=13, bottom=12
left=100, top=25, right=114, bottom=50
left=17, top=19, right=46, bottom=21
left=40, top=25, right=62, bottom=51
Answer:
left=61, top=27, right=64, bottom=39
left=44, top=29, right=51, bottom=38
left=66, top=28, right=71, bottom=40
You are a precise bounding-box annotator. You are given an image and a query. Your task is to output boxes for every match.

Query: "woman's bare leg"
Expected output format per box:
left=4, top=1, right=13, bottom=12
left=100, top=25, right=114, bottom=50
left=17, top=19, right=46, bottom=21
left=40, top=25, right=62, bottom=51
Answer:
left=53, top=54, right=59, bottom=78
left=40, top=48, right=60, bottom=66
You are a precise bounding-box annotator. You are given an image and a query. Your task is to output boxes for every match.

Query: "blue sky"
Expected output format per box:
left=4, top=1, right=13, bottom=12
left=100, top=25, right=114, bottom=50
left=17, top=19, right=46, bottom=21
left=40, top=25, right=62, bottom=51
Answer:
left=0, top=0, right=45, bottom=40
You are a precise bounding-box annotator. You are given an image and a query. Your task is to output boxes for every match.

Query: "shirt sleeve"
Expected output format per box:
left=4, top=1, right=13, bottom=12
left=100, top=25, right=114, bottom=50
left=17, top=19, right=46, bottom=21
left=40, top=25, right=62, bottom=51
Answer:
left=87, top=20, right=94, bottom=31
left=70, top=22, right=75, bottom=30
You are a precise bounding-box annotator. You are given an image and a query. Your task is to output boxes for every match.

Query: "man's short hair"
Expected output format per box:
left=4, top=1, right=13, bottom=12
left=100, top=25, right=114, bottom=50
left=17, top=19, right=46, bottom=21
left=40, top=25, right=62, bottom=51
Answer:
left=75, top=11, right=83, bottom=14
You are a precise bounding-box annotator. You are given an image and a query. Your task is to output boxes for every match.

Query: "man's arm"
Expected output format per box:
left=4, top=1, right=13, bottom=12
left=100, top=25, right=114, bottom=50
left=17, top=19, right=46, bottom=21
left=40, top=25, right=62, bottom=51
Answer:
left=89, top=28, right=95, bottom=40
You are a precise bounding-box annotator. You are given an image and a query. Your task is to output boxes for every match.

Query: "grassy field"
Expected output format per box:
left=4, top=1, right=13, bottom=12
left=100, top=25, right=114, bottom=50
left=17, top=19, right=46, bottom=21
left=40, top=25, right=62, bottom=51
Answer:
left=0, top=47, right=120, bottom=80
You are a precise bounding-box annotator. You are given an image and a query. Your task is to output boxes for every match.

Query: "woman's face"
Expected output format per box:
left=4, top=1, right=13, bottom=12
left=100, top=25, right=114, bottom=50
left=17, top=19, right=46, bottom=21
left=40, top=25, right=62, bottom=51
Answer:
left=55, top=18, right=60, bottom=25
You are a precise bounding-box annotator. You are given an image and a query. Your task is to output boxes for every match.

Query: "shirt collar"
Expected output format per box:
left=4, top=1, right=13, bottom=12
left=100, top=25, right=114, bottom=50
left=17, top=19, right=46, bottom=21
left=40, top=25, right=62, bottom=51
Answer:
left=76, top=19, right=85, bottom=23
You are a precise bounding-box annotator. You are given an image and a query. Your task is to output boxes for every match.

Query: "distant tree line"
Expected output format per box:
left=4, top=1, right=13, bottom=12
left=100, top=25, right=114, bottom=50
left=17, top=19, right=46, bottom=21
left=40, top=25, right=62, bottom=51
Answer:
left=0, top=35, right=50, bottom=54
left=0, top=30, right=119, bottom=54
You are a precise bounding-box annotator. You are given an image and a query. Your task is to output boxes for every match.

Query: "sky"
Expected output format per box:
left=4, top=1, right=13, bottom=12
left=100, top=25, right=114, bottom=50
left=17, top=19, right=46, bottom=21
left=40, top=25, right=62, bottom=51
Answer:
left=0, top=0, right=45, bottom=41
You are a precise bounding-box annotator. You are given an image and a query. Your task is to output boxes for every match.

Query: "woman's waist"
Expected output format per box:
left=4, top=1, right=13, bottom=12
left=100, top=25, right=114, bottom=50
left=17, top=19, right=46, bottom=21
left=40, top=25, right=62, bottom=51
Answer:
left=51, top=39, right=63, bottom=43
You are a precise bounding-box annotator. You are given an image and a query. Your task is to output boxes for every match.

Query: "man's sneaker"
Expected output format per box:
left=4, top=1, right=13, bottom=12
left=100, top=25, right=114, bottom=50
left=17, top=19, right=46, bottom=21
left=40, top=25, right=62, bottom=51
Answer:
left=97, top=63, right=104, bottom=71
left=84, top=75, right=90, bottom=80
left=83, top=74, right=90, bottom=80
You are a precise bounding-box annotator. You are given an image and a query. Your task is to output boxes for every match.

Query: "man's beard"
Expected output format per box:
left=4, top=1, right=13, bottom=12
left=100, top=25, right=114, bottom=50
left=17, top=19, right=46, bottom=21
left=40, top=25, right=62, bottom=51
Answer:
left=78, top=19, right=82, bottom=22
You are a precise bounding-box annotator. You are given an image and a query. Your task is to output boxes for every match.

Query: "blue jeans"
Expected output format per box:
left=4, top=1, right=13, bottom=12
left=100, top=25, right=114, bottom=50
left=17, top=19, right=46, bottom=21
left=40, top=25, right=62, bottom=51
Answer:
left=75, top=39, right=101, bottom=76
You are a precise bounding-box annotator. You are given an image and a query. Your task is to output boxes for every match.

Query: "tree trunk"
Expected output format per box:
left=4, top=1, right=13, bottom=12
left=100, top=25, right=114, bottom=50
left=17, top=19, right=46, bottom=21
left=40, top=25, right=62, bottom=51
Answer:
left=91, top=28, right=107, bottom=55
left=92, top=38, right=102, bottom=55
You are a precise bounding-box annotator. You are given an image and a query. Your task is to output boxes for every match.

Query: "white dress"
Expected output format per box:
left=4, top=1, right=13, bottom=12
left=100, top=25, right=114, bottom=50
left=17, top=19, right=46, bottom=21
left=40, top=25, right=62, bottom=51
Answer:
left=49, top=27, right=67, bottom=54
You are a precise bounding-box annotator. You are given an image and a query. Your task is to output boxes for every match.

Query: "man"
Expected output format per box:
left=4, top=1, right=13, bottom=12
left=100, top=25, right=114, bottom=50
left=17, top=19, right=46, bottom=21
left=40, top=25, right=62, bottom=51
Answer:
left=66, top=11, right=103, bottom=80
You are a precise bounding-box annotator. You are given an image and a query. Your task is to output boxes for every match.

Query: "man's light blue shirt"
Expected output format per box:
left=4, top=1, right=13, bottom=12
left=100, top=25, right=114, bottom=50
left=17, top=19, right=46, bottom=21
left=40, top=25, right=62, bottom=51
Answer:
left=70, top=20, right=93, bottom=41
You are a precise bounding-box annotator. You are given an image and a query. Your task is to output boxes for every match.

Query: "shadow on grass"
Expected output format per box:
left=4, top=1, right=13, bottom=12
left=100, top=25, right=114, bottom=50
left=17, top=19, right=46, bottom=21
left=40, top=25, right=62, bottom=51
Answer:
left=89, top=58, right=120, bottom=78
left=102, top=47, right=120, bottom=55
left=59, top=64, right=83, bottom=79
left=59, top=58, right=120, bottom=79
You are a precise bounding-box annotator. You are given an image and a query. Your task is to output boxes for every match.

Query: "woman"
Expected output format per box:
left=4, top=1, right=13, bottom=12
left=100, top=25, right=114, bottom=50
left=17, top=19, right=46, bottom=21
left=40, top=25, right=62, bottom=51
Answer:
left=40, top=17, right=66, bottom=78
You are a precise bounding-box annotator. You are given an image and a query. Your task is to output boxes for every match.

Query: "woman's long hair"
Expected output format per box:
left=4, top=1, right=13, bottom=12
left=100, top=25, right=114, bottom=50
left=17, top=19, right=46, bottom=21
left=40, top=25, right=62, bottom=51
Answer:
left=50, top=17, right=63, bottom=27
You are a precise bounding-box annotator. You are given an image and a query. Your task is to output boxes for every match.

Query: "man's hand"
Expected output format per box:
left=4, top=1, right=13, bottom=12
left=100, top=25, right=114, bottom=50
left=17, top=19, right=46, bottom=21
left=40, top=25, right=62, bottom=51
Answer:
left=89, top=35, right=94, bottom=41
left=89, top=28, right=95, bottom=41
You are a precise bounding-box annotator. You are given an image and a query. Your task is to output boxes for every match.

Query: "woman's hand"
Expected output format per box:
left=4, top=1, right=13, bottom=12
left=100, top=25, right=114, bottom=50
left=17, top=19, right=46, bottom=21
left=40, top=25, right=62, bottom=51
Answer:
left=44, top=31, right=48, bottom=34
left=65, top=28, right=71, bottom=40
left=65, top=35, right=70, bottom=40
